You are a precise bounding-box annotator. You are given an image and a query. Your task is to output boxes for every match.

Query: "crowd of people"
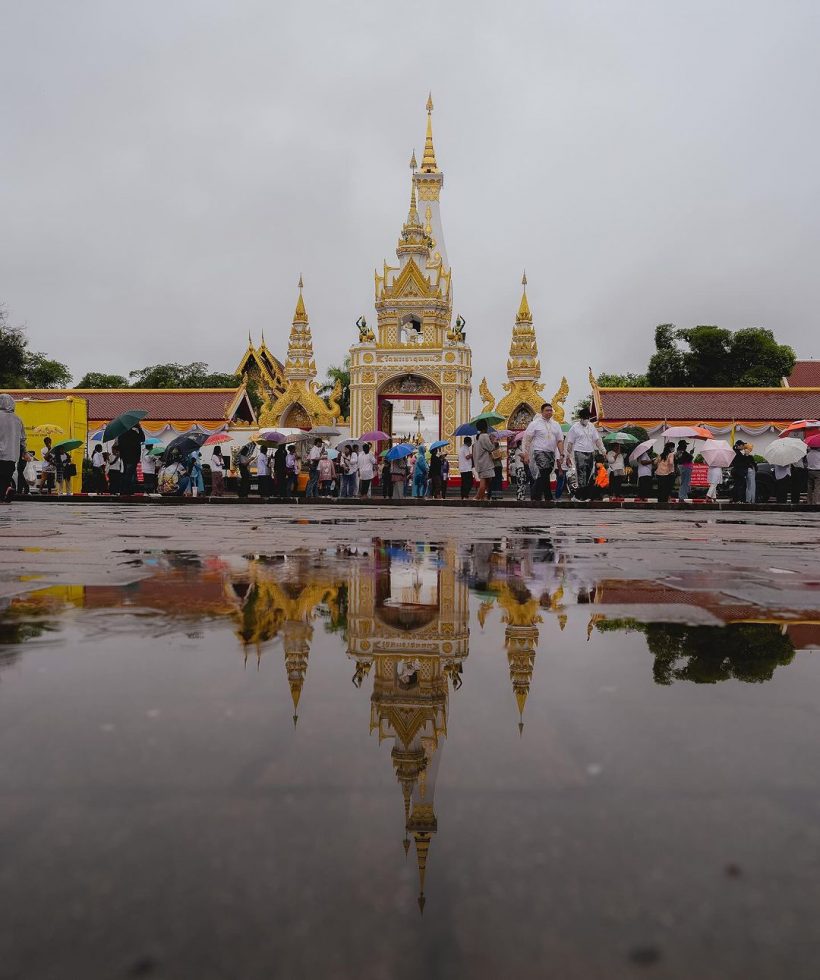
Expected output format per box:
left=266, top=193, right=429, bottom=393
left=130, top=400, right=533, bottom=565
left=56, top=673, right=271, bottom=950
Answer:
left=2, top=391, right=819, bottom=505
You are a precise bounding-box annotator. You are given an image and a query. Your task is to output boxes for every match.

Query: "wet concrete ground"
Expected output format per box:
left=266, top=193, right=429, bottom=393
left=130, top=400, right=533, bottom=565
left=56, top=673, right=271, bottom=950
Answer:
left=1, top=502, right=819, bottom=979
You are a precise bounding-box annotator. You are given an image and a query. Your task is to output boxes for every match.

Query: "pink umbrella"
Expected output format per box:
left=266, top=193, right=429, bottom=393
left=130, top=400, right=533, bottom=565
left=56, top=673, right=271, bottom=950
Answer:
left=699, top=440, right=736, bottom=467
left=203, top=432, right=231, bottom=446
left=805, top=433, right=820, bottom=449
left=662, top=425, right=714, bottom=440
left=629, top=439, right=655, bottom=464
left=358, top=430, right=390, bottom=442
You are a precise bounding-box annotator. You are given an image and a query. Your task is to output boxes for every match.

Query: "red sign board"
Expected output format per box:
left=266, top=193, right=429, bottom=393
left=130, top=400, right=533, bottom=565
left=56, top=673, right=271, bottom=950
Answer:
left=690, top=464, right=709, bottom=487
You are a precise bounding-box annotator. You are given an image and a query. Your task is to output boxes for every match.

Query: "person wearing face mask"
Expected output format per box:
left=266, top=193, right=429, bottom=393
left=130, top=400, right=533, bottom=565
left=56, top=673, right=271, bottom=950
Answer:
left=521, top=402, right=564, bottom=502
left=564, top=407, right=604, bottom=500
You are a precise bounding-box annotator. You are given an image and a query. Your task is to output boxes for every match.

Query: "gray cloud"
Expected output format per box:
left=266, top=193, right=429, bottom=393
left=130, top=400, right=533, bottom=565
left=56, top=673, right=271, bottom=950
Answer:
left=2, top=0, right=818, bottom=403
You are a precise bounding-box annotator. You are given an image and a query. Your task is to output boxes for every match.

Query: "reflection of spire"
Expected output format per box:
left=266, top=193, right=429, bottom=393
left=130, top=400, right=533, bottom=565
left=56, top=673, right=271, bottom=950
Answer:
left=408, top=802, right=437, bottom=915
left=498, top=582, right=542, bottom=735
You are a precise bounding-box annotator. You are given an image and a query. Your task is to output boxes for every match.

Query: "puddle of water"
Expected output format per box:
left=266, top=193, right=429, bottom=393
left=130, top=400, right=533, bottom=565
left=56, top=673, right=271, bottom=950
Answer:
left=1, top=539, right=819, bottom=978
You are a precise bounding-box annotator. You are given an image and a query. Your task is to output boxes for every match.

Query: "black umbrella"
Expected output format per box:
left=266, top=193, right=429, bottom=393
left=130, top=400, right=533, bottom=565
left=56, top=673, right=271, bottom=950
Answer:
left=162, top=432, right=209, bottom=462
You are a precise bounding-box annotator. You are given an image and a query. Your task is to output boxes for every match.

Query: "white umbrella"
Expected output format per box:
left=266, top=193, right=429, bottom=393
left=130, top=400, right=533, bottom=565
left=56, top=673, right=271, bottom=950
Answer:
left=764, top=437, right=808, bottom=466
left=699, top=440, right=736, bottom=467
left=629, top=439, right=655, bottom=464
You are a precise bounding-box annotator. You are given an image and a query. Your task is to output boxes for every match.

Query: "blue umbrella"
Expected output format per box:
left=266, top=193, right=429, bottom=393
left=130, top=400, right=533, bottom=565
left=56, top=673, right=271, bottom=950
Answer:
left=144, top=437, right=164, bottom=446
left=454, top=423, right=497, bottom=437
left=430, top=439, right=450, bottom=450
left=385, top=443, right=416, bottom=461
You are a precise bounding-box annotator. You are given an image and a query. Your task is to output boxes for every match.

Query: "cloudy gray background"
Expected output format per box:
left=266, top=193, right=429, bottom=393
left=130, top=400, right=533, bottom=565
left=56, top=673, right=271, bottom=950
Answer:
left=2, top=1, right=818, bottom=404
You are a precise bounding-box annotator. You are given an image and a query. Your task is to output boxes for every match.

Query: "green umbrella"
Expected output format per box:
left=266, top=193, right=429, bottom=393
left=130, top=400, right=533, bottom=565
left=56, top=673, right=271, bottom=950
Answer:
left=52, top=438, right=83, bottom=452
left=603, top=432, right=638, bottom=445
left=150, top=444, right=166, bottom=456
left=103, top=409, right=148, bottom=442
left=471, top=411, right=505, bottom=426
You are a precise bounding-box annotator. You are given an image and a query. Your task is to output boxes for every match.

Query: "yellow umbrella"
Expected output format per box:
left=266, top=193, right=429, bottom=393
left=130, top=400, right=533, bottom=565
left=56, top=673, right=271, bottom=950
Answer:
left=33, top=424, right=64, bottom=436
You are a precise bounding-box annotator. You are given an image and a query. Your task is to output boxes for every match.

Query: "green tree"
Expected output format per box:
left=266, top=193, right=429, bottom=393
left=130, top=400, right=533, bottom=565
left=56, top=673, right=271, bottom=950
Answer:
left=596, top=372, right=649, bottom=387
left=646, top=324, right=686, bottom=386
left=646, top=324, right=795, bottom=387
left=129, top=362, right=239, bottom=389
left=318, top=357, right=351, bottom=419
left=0, top=305, right=72, bottom=388
left=0, top=307, right=30, bottom=386
left=76, top=372, right=129, bottom=388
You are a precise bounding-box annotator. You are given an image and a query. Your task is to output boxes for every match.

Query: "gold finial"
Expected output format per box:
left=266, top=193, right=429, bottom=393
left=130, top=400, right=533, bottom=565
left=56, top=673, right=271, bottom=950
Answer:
left=260, top=328, right=266, bottom=347
left=248, top=330, right=253, bottom=347
left=421, top=93, right=439, bottom=173
left=409, top=149, right=417, bottom=171
left=516, top=276, right=532, bottom=323
left=293, top=276, right=308, bottom=325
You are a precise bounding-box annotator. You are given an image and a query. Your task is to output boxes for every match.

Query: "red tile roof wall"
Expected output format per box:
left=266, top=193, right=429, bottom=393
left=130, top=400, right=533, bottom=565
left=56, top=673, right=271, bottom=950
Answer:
left=786, top=361, right=820, bottom=387
left=596, top=387, right=820, bottom=423
left=6, top=388, right=244, bottom=421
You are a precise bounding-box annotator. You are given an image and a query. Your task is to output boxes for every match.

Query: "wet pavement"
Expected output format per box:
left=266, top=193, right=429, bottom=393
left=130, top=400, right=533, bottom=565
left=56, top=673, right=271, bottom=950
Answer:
left=1, top=503, right=819, bottom=979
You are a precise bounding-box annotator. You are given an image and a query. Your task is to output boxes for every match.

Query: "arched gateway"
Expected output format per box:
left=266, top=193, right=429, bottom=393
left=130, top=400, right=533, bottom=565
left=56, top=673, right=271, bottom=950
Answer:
left=348, top=97, right=471, bottom=452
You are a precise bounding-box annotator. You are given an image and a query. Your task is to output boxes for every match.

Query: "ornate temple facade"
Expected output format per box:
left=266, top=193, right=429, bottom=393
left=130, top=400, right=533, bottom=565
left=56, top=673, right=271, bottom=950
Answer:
left=479, top=275, right=569, bottom=429
left=240, top=278, right=343, bottom=429
left=348, top=97, right=472, bottom=451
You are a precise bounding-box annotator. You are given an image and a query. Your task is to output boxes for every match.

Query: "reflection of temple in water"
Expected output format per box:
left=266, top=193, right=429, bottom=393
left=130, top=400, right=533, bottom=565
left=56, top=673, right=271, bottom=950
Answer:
left=228, top=555, right=345, bottom=725
left=347, top=542, right=469, bottom=912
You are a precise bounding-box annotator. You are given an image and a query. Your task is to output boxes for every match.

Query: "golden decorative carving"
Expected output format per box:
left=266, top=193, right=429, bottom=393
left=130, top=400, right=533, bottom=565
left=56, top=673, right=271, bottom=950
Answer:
left=550, top=376, right=570, bottom=424
left=444, top=352, right=455, bottom=363
left=363, top=353, right=374, bottom=363
left=479, top=377, right=496, bottom=413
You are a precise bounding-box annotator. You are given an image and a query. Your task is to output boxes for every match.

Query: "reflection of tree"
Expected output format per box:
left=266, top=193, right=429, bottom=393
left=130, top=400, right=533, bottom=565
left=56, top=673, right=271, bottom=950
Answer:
left=596, top=620, right=795, bottom=684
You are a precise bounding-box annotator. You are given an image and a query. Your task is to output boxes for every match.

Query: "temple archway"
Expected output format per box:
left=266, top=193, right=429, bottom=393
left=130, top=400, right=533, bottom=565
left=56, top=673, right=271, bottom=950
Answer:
left=377, top=374, right=442, bottom=445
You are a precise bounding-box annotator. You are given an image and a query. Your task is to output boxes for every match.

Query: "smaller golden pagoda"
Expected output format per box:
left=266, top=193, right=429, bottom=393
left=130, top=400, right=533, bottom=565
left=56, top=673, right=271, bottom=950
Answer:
left=258, top=277, right=344, bottom=428
left=483, top=274, right=570, bottom=428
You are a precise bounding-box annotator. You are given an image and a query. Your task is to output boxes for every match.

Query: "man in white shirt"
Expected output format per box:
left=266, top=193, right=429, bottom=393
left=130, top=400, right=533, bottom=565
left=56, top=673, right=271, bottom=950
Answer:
left=306, top=438, right=323, bottom=498
left=521, top=403, right=564, bottom=501
left=458, top=437, right=474, bottom=499
left=358, top=442, right=377, bottom=497
left=564, top=407, right=604, bottom=500
left=256, top=446, right=270, bottom=497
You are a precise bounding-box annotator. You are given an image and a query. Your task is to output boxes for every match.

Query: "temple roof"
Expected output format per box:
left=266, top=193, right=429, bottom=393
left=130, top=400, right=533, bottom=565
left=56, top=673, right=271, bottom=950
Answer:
left=8, top=388, right=252, bottom=422
left=593, top=386, right=820, bottom=424
left=784, top=360, right=820, bottom=387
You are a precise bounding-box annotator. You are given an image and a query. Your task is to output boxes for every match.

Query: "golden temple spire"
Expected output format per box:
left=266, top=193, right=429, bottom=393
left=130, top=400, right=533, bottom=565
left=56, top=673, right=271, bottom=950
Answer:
left=516, top=271, right=532, bottom=324
left=421, top=92, right=439, bottom=173
left=409, top=149, right=417, bottom=171
left=293, top=274, right=308, bottom=325
left=260, top=328, right=266, bottom=348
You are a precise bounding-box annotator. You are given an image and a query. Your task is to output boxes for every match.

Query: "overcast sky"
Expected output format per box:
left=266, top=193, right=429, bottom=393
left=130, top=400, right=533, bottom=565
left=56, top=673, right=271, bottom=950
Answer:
left=2, top=1, right=818, bottom=405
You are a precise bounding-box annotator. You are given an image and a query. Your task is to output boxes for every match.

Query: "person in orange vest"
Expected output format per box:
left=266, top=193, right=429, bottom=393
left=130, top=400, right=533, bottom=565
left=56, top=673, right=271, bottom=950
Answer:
left=594, top=458, right=609, bottom=499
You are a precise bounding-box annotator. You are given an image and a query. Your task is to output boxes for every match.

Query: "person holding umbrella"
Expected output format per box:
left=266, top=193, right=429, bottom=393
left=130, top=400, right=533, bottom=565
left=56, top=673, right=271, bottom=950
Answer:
left=655, top=442, right=676, bottom=503
left=458, top=437, right=474, bottom=499
left=606, top=446, right=626, bottom=499
left=117, top=424, right=146, bottom=495
left=472, top=419, right=496, bottom=501
left=236, top=442, right=255, bottom=498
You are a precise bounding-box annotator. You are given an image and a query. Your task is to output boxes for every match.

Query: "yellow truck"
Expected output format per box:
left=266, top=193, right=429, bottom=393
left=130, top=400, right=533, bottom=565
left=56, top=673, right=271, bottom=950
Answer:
left=14, top=395, right=88, bottom=495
